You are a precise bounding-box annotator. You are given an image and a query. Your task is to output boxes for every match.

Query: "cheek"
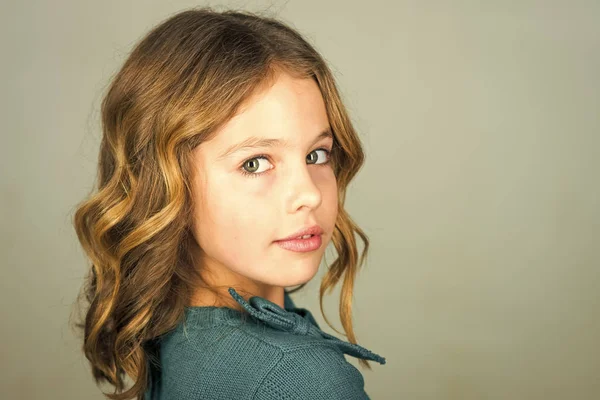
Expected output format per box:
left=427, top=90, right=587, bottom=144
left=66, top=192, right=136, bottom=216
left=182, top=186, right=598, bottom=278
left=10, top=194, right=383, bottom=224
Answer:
left=197, top=182, right=240, bottom=239
left=328, top=181, right=339, bottom=219
left=320, top=167, right=338, bottom=198
left=318, top=170, right=339, bottom=223
left=194, top=174, right=272, bottom=253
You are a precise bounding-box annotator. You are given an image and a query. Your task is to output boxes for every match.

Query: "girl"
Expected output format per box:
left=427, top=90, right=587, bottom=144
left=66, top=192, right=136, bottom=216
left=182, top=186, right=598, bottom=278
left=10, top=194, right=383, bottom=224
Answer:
left=72, top=7, right=386, bottom=400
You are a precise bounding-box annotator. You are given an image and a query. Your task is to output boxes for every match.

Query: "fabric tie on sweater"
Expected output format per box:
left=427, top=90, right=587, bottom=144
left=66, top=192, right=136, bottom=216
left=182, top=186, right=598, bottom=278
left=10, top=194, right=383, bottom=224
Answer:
left=227, top=287, right=386, bottom=365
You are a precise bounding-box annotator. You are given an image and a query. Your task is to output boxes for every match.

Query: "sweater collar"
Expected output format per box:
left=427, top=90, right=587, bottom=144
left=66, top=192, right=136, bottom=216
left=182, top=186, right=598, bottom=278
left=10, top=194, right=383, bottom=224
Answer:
left=227, top=287, right=386, bottom=365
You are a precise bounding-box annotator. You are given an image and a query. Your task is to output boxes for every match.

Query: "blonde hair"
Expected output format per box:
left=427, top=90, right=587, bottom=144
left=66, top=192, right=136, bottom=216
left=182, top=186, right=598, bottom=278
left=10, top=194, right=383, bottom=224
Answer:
left=71, top=7, right=371, bottom=399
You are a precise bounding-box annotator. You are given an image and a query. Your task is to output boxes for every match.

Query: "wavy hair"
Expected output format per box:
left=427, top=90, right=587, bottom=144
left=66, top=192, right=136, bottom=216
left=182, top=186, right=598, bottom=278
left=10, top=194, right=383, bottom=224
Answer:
left=71, top=7, right=371, bottom=399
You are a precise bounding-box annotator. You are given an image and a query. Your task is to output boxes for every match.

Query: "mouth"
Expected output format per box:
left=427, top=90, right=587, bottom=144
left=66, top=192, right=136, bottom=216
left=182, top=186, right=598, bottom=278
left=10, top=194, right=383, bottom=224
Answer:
left=290, top=234, right=316, bottom=240
left=274, top=232, right=323, bottom=252
left=275, top=233, right=319, bottom=242
left=275, top=225, right=323, bottom=242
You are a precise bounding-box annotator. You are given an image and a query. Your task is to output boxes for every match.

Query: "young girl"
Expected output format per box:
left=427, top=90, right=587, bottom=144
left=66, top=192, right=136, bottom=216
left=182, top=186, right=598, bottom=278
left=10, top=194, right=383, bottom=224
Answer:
left=72, top=7, right=386, bottom=400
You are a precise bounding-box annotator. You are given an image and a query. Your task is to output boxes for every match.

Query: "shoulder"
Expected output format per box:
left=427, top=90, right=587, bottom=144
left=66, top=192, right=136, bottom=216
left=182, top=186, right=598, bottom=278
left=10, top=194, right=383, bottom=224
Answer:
left=153, top=320, right=369, bottom=399
left=253, top=345, right=370, bottom=400
left=156, top=320, right=319, bottom=399
left=156, top=323, right=283, bottom=396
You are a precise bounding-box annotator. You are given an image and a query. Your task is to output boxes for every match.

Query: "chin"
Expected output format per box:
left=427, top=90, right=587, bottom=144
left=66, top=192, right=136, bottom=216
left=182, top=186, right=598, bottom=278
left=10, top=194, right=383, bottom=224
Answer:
left=285, top=261, right=321, bottom=286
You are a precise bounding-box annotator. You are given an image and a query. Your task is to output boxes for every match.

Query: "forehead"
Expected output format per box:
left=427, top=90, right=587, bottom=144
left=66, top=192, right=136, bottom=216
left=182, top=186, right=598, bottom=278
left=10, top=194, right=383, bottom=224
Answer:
left=201, top=72, right=330, bottom=155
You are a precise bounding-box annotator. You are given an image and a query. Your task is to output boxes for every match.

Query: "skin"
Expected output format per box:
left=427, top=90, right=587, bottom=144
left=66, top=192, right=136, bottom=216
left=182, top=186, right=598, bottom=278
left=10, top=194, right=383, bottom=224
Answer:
left=188, top=70, right=338, bottom=310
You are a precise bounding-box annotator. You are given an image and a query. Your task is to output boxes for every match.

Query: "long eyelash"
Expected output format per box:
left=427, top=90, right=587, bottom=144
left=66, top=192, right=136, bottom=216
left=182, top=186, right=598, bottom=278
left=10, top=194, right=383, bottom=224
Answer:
left=239, top=147, right=332, bottom=179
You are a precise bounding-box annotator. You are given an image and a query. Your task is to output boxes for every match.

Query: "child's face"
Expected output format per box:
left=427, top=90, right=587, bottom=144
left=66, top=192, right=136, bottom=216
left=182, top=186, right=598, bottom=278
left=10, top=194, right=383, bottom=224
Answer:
left=190, top=71, right=338, bottom=293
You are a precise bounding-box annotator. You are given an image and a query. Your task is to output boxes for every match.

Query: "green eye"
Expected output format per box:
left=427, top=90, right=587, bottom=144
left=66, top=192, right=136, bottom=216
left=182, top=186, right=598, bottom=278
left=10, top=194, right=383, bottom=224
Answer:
left=307, top=149, right=329, bottom=164
left=240, top=148, right=331, bottom=179
left=243, top=159, right=261, bottom=173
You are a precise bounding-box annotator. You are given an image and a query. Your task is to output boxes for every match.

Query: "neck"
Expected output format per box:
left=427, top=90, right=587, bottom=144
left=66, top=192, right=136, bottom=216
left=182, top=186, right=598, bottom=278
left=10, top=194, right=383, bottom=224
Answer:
left=190, top=283, right=285, bottom=310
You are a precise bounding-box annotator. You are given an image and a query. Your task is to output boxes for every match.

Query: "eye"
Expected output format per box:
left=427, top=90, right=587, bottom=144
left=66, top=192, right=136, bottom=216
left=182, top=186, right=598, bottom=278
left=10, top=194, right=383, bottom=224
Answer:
left=240, top=155, right=273, bottom=178
left=240, top=148, right=332, bottom=179
left=306, top=148, right=330, bottom=165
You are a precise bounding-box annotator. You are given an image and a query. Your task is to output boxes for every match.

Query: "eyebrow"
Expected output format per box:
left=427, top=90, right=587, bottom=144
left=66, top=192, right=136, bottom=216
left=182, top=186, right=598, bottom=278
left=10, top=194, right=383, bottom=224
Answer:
left=217, top=127, right=333, bottom=161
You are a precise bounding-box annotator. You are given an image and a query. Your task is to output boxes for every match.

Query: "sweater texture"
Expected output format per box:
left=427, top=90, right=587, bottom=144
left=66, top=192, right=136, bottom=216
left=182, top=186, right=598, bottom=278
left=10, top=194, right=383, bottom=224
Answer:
left=143, top=287, right=386, bottom=399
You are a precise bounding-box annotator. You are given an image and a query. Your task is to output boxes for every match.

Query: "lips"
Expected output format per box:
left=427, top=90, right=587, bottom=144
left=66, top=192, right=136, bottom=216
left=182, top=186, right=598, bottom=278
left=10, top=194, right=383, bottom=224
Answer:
left=275, top=233, right=323, bottom=252
left=276, top=224, right=323, bottom=242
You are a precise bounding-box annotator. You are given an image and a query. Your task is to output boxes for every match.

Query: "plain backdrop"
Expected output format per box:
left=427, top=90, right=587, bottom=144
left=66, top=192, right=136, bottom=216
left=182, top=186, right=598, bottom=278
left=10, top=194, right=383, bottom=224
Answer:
left=1, top=1, right=599, bottom=399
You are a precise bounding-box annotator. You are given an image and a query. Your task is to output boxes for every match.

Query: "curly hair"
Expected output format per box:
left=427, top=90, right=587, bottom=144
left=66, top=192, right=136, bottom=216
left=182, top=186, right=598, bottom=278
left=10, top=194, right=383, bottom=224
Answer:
left=70, top=6, right=371, bottom=399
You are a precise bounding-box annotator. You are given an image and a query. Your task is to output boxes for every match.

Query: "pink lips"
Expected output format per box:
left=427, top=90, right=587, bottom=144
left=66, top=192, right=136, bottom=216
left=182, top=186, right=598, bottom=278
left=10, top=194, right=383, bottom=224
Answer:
left=275, top=234, right=322, bottom=252
left=276, top=225, right=323, bottom=242
left=275, top=224, right=324, bottom=252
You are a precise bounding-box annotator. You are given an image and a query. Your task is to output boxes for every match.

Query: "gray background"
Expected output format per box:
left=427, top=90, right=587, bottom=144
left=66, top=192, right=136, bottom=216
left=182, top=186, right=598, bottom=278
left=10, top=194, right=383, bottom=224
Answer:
left=1, top=1, right=599, bottom=399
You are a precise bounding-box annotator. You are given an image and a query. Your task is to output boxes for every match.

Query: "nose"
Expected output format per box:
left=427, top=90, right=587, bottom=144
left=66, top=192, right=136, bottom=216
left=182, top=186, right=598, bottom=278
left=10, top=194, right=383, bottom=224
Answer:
left=285, top=161, right=323, bottom=213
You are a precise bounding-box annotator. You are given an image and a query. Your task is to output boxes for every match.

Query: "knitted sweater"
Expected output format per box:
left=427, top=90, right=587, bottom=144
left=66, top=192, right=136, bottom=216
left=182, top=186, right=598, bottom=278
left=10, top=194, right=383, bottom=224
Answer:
left=144, top=287, right=386, bottom=399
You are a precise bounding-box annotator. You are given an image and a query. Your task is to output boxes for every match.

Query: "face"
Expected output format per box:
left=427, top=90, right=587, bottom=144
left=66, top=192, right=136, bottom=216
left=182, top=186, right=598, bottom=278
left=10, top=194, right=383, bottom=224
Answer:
left=189, top=71, right=338, bottom=300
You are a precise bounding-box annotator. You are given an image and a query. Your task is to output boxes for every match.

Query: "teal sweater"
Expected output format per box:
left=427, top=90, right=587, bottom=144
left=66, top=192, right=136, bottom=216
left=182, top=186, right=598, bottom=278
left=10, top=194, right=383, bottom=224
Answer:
left=144, top=287, right=386, bottom=399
